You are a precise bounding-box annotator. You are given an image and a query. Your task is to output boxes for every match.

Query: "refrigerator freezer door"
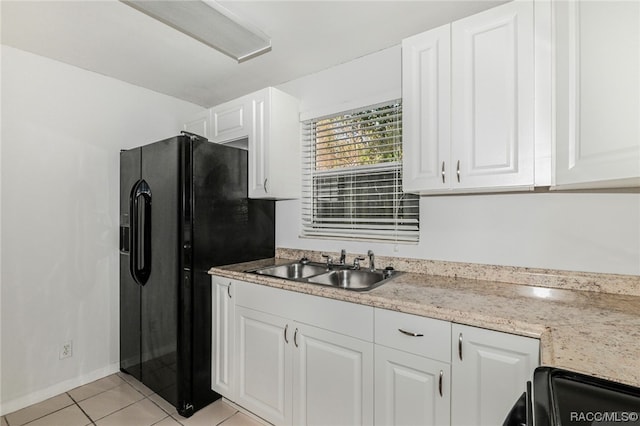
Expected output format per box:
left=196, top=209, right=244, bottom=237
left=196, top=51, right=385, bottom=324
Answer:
left=120, top=147, right=142, bottom=380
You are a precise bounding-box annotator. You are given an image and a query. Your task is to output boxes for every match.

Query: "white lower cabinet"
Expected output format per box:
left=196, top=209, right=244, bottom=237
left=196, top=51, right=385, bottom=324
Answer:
left=375, top=345, right=450, bottom=426
left=235, top=306, right=292, bottom=425
left=451, top=323, right=540, bottom=426
left=293, top=323, right=374, bottom=426
left=211, top=276, right=235, bottom=397
left=232, top=279, right=374, bottom=426
left=211, top=276, right=540, bottom=426
left=374, top=308, right=451, bottom=426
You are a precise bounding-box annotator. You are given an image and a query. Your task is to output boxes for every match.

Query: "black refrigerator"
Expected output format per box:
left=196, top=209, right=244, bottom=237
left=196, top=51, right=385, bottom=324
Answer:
left=119, top=133, right=274, bottom=417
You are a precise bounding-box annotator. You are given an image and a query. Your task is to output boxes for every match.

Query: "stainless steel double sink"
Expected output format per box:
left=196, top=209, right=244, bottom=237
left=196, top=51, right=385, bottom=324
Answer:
left=248, top=260, right=400, bottom=292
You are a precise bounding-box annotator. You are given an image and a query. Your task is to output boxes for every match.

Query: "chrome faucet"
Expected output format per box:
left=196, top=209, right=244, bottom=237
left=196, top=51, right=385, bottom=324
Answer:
left=339, top=249, right=346, bottom=266
left=321, top=253, right=334, bottom=269
left=352, top=256, right=365, bottom=270
left=367, top=250, right=375, bottom=272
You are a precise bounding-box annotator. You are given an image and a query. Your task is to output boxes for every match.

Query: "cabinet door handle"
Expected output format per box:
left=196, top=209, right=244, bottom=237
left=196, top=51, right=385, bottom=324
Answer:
left=284, top=324, right=289, bottom=344
left=441, top=161, right=446, bottom=184
left=294, top=328, right=299, bottom=347
left=439, top=370, right=444, bottom=397
left=398, top=328, right=424, bottom=337
left=458, top=333, right=463, bottom=361
left=263, top=178, right=268, bottom=193
left=456, top=160, right=461, bottom=183
left=227, top=282, right=232, bottom=299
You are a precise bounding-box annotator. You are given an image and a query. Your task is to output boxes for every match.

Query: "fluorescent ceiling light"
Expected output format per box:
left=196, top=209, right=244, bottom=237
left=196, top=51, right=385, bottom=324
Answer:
left=121, top=0, right=271, bottom=62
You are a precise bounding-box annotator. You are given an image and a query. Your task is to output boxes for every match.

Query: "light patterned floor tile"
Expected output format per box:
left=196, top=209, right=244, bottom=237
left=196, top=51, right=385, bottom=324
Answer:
left=5, top=394, right=74, bottom=426
left=147, top=393, right=177, bottom=416
left=24, top=404, right=91, bottom=426
left=219, top=412, right=266, bottom=426
left=78, top=382, right=144, bottom=421
left=174, top=399, right=237, bottom=426
left=152, top=416, right=182, bottom=426
left=117, top=374, right=154, bottom=397
left=95, top=398, right=168, bottom=426
left=68, top=374, right=126, bottom=402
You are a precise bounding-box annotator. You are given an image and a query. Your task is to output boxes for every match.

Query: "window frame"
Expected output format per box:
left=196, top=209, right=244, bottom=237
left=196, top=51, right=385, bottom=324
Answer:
left=300, top=100, right=419, bottom=243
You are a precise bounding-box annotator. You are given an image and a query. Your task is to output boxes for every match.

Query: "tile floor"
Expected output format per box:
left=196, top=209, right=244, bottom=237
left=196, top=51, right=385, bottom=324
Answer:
left=1, top=373, right=265, bottom=426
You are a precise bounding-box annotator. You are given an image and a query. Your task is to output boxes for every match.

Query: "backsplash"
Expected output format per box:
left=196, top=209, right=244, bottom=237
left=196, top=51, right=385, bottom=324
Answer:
left=276, top=247, right=640, bottom=297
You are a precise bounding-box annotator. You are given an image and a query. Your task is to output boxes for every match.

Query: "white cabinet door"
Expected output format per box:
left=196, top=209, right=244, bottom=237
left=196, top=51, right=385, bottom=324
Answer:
left=451, top=0, right=535, bottom=189
left=451, top=324, right=539, bottom=426
left=402, top=1, right=536, bottom=194
left=183, top=109, right=210, bottom=139
left=293, top=322, right=374, bottom=426
left=402, top=24, right=451, bottom=192
left=235, top=306, right=293, bottom=426
left=209, top=97, right=251, bottom=144
left=211, top=276, right=235, bottom=398
left=192, top=87, right=300, bottom=199
left=248, top=90, right=269, bottom=197
left=375, top=345, right=450, bottom=426
left=554, top=0, right=640, bottom=188
left=248, top=87, right=301, bottom=199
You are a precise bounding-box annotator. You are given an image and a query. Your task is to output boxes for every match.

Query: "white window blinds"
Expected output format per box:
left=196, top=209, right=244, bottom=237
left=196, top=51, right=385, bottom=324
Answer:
left=301, top=100, right=420, bottom=243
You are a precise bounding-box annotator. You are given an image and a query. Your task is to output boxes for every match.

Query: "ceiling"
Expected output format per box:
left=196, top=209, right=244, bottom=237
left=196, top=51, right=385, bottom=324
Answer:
left=1, top=0, right=505, bottom=108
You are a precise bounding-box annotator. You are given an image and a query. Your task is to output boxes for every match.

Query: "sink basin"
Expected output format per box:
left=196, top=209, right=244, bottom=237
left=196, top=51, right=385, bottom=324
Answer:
left=249, top=261, right=400, bottom=291
left=307, top=269, right=388, bottom=291
left=253, top=263, right=327, bottom=280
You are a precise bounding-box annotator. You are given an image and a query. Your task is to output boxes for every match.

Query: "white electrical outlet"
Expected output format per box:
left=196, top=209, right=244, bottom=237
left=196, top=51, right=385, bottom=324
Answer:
left=60, top=341, right=73, bottom=359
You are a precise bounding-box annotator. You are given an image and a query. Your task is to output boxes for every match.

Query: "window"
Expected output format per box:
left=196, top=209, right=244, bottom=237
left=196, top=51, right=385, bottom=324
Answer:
left=301, top=100, right=419, bottom=243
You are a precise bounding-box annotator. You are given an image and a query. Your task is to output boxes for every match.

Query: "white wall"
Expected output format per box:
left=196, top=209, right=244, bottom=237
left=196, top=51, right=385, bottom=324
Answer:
left=0, top=46, right=202, bottom=414
left=277, top=46, right=640, bottom=276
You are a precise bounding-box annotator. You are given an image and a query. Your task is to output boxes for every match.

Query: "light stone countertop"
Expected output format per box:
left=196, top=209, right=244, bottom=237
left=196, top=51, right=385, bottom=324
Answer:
left=208, top=255, right=640, bottom=389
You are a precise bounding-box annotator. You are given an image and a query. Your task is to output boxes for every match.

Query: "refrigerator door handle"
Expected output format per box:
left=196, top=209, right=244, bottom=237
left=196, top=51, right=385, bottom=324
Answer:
left=131, top=180, right=152, bottom=285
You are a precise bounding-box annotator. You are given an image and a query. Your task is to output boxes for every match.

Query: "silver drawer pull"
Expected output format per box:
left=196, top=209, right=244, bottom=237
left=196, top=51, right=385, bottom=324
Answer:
left=439, top=370, right=444, bottom=397
left=398, top=328, right=424, bottom=337
left=284, top=324, right=289, bottom=344
left=458, top=333, right=463, bottom=361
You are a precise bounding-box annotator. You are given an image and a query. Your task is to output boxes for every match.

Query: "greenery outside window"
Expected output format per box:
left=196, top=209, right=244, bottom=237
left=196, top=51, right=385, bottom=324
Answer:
left=301, top=100, right=419, bottom=242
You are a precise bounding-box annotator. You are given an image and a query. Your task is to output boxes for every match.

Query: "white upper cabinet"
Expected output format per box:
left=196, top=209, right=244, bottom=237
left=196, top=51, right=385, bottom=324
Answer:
left=451, top=0, right=535, bottom=190
left=247, top=88, right=301, bottom=199
left=183, top=109, right=210, bottom=139
left=402, top=24, right=451, bottom=192
left=209, top=98, right=251, bottom=144
left=554, top=0, right=640, bottom=189
left=185, top=87, right=301, bottom=199
left=403, top=0, right=537, bottom=193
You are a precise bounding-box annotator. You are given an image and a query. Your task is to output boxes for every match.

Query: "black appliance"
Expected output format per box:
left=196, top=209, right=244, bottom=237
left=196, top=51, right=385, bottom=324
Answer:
left=504, top=366, right=640, bottom=426
left=119, top=133, right=274, bottom=417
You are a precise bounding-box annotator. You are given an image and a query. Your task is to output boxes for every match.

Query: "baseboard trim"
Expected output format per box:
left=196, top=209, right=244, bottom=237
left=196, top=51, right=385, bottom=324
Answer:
left=0, top=362, right=120, bottom=416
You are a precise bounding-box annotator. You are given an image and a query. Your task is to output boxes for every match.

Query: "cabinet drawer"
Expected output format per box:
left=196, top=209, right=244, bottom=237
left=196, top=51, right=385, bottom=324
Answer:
left=375, top=308, right=451, bottom=362
left=234, top=280, right=373, bottom=342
